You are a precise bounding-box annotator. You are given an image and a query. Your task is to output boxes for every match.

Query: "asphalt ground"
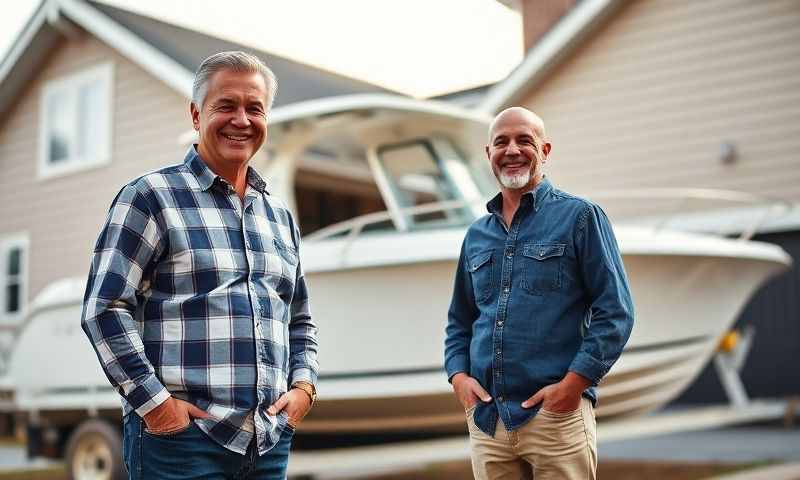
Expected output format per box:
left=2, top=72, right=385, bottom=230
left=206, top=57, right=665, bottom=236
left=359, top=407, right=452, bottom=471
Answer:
left=0, top=422, right=797, bottom=479
left=601, top=423, right=800, bottom=463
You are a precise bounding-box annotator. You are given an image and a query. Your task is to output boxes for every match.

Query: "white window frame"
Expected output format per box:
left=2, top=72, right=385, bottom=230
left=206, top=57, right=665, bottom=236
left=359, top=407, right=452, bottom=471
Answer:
left=38, top=62, right=114, bottom=180
left=0, top=233, right=29, bottom=326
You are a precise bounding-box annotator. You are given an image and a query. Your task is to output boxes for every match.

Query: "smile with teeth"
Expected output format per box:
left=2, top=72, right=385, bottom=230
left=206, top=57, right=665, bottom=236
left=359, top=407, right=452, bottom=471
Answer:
left=222, top=133, right=250, bottom=142
left=502, top=161, right=528, bottom=170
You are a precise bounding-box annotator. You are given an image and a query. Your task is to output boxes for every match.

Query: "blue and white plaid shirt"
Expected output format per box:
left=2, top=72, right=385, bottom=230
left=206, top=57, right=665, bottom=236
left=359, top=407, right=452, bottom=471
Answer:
left=81, top=147, right=318, bottom=455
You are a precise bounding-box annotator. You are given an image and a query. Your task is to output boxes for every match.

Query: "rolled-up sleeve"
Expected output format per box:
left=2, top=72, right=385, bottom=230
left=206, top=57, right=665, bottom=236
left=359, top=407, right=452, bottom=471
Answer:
left=444, top=239, right=479, bottom=382
left=81, top=184, right=170, bottom=417
left=569, top=204, right=634, bottom=385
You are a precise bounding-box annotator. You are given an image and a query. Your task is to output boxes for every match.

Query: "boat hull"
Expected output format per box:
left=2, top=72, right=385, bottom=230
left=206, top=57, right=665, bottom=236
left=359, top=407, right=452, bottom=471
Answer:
left=300, top=235, right=789, bottom=434
left=8, top=229, right=790, bottom=437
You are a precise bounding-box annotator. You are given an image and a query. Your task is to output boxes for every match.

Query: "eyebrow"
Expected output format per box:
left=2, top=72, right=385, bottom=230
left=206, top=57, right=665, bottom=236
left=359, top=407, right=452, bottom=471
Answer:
left=493, top=133, right=536, bottom=142
left=213, top=96, right=265, bottom=108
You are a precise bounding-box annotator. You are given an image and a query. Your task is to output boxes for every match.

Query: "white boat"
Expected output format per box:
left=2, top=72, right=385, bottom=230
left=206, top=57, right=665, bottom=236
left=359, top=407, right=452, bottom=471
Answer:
left=9, top=95, right=791, bottom=440
left=255, top=95, right=793, bottom=433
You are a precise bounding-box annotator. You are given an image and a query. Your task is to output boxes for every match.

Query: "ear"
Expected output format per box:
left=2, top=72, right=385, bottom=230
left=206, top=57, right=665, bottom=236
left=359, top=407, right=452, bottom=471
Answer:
left=542, top=142, right=552, bottom=157
left=190, top=102, right=201, bottom=131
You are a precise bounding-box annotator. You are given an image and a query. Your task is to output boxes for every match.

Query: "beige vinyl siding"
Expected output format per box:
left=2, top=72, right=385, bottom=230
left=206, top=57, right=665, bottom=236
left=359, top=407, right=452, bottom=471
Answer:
left=0, top=32, right=190, bottom=300
left=517, top=0, right=800, bottom=217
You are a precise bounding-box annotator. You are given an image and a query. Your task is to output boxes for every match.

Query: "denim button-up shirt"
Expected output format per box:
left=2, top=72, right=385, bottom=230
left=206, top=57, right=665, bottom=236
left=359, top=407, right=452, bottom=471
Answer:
left=444, top=178, right=634, bottom=436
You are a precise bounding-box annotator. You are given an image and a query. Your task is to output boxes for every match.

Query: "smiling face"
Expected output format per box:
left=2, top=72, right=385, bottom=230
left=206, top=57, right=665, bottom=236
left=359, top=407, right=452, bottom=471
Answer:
left=486, top=108, right=551, bottom=192
left=191, top=69, right=268, bottom=170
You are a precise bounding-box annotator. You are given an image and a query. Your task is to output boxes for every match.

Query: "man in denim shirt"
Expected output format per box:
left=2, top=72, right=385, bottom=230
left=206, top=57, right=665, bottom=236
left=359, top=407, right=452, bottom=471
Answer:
left=445, top=107, right=633, bottom=479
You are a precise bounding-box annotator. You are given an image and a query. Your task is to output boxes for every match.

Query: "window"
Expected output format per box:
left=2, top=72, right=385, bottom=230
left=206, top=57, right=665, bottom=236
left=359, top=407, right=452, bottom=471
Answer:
left=294, top=147, right=387, bottom=235
left=39, top=62, right=113, bottom=179
left=376, top=139, right=473, bottom=230
left=0, top=235, right=28, bottom=324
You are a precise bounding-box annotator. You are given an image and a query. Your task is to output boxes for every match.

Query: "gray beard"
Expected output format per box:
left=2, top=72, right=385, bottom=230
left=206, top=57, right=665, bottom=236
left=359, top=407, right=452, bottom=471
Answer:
left=499, top=170, right=531, bottom=190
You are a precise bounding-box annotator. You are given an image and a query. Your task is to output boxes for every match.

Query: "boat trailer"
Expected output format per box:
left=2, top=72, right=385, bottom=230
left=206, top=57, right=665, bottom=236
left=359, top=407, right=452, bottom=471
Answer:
left=286, top=327, right=799, bottom=479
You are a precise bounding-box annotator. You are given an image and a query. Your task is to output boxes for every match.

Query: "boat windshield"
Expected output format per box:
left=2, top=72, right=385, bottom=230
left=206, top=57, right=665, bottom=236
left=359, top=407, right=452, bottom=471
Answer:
left=375, top=139, right=478, bottom=231
left=376, top=137, right=494, bottom=230
left=298, top=136, right=491, bottom=241
left=294, top=146, right=388, bottom=236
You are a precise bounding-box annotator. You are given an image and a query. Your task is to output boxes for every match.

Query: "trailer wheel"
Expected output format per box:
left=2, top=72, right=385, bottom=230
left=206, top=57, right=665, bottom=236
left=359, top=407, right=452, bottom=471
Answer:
left=65, top=419, right=125, bottom=480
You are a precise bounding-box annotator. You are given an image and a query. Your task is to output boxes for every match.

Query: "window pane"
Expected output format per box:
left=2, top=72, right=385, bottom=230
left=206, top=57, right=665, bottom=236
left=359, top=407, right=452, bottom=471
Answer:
left=379, top=142, right=470, bottom=228
left=6, top=284, right=19, bottom=313
left=381, top=143, right=454, bottom=208
left=7, top=248, right=20, bottom=276
left=47, top=93, right=72, bottom=164
left=77, top=79, right=105, bottom=162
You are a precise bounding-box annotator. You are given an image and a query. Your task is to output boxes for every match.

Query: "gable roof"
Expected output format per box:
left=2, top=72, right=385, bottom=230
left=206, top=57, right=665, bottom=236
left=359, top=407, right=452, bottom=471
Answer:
left=88, top=1, right=393, bottom=105
left=0, top=0, right=393, bottom=118
left=479, top=0, right=625, bottom=113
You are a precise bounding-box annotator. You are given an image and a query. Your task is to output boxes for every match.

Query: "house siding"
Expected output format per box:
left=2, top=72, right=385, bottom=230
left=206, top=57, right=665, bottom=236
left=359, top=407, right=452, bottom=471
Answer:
left=0, top=31, right=190, bottom=300
left=516, top=0, right=800, bottom=208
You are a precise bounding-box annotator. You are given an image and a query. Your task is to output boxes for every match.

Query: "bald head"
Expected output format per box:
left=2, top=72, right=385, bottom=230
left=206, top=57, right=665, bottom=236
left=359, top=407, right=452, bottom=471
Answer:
left=488, top=107, right=546, bottom=143
left=485, top=106, right=551, bottom=192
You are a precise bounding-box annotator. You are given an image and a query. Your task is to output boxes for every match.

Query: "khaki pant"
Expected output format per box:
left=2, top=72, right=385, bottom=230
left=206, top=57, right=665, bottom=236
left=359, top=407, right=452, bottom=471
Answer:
left=467, top=398, right=597, bottom=480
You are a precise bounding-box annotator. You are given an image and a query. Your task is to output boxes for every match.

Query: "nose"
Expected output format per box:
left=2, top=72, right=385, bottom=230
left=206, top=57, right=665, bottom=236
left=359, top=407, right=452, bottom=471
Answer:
left=230, top=107, right=250, bottom=127
left=506, top=141, right=520, bottom=155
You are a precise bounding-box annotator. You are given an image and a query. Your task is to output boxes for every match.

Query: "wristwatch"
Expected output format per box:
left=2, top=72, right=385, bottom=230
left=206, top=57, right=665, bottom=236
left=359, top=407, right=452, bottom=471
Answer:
left=292, top=381, right=317, bottom=406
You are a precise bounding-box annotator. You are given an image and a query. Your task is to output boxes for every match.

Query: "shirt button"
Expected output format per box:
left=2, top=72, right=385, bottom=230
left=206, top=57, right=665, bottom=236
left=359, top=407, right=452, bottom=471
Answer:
left=503, top=287, right=510, bottom=294
left=496, top=349, right=501, bottom=355
left=498, top=396, right=504, bottom=402
left=497, top=321, right=503, bottom=326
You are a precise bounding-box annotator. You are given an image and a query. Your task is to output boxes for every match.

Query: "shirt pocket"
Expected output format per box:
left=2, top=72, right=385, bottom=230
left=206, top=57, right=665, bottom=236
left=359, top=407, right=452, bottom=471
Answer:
left=521, top=242, right=566, bottom=295
left=468, top=250, right=493, bottom=304
left=273, top=238, right=298, bottom=264
left=271, top=238, right=298, bottom=279
left=264, top=238, right=299, bottom=307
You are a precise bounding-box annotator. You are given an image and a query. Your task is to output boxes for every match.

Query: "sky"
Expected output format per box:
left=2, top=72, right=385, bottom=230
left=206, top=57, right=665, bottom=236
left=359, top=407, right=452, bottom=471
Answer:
left=0, top=0, right=523, bottom=98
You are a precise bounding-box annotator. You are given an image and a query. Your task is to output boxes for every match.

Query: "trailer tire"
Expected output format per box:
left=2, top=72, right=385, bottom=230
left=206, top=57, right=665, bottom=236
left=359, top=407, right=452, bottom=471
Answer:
left=65, top=419, right=125, bottom=480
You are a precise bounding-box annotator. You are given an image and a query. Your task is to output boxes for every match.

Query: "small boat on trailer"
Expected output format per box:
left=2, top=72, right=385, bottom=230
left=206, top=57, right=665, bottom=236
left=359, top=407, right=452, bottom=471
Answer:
left=6, top=95, right=791, bottom=479
left=249, top=95, right=791, bottom=433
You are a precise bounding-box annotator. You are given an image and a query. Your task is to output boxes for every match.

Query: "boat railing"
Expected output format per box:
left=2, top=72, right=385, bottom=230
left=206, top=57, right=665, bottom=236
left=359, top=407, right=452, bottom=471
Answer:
left=304, top=188, right=793, bottom=244
left=304, top=198, right=482, bottom=243
left=586, top=188, right=793, bottom=241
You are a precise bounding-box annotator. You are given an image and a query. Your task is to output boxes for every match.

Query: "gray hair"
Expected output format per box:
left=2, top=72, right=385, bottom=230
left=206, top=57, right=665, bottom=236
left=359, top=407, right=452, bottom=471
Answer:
left=192, top=51, right=277, bottom=110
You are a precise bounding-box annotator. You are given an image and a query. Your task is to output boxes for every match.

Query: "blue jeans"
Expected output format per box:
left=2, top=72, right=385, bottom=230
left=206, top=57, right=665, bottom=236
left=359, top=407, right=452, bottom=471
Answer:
left=122, top=413, right=293, bottom=479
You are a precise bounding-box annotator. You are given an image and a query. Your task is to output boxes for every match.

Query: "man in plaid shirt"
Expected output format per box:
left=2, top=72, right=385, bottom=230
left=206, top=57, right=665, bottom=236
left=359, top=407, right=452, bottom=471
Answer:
left=81, top=51, right=318, bottom=479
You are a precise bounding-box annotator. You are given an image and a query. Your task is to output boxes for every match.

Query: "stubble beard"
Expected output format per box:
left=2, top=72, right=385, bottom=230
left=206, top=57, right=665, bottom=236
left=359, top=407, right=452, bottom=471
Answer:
left=499, top=170, right=530, bottom=189
left=498, top=162, right=536, bottom=190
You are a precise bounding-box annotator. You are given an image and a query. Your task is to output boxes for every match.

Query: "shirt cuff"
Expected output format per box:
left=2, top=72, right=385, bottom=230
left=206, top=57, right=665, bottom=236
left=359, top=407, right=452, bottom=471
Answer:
left=127, top=375, right=170, bottom=418
left=445, top=355, right=470, bottom=383
left=568, top=352, right=609, bottom=386
left=289, top=367, right=317, bottom=388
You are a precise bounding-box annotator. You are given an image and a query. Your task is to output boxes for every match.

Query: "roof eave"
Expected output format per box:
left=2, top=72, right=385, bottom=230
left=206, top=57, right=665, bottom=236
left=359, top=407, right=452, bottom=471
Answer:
left=58, top=0, right=194, bottom=98
left=478, top=0, right=626, bottom=113
left=0, top=0, right=51, bottom=119
left=0, top=0, right=194, bottom=119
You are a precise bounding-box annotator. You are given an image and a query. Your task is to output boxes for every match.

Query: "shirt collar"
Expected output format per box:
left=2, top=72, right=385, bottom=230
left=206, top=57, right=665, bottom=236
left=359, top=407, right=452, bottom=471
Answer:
left=184, top=145, right=269, bottom=194
left=486, top=176, right=553, bottom=215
